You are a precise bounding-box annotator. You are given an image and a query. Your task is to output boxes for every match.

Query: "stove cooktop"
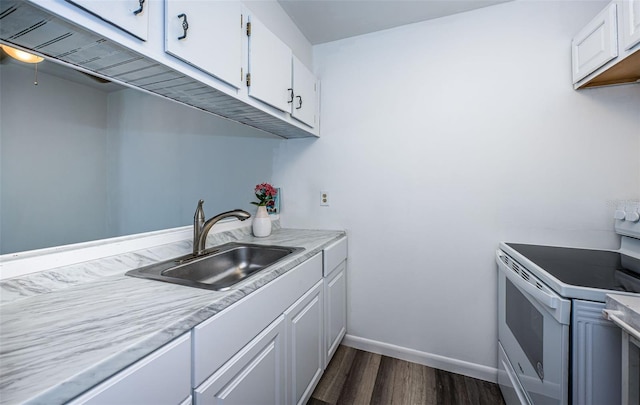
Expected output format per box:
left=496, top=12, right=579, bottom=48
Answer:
left=504, top=243, right=640, bottom=298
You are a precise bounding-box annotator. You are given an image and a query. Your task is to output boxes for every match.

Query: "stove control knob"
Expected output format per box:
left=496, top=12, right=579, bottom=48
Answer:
left=614, top=210, right=626, bottom=220
left=625, top=211, right=640, bottom=222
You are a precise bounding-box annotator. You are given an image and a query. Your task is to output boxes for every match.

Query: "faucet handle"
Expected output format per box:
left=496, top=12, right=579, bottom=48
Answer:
left=194, top=199, right=205, bottom=223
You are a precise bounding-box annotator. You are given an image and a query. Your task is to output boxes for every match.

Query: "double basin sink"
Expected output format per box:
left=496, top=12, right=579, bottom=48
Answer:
left=126, top=243, right=304, bottom=291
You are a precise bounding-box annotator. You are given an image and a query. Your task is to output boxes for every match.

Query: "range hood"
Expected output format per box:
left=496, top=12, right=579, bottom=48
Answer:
left=0, top=0, right=316, bottom=139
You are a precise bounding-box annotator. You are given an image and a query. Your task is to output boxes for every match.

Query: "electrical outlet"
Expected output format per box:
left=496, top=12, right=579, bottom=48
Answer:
left=320, top=191, right=329, bottom=206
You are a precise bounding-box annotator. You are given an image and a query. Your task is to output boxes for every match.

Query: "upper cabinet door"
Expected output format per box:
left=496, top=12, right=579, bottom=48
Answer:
left=165, top=0, right=243, bottom=89
left=291, top=57, right=317, bottom=128
left=67, top=0, right=149, bottom=40
left=622, top=0, right=640, bottom=50
left=247, top=16, right=292, bottom=112
left=571, top=3, right=618, bottom=83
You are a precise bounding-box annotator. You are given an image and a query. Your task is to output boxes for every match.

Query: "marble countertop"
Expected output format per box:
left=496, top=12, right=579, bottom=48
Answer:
left=605, top=293, right=640, bottom=339
left=0, top=226, right=346, bottom=405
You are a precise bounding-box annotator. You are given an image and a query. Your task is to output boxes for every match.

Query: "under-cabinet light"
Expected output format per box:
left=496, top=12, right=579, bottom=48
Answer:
left=0, top=44, right=44, bottom=64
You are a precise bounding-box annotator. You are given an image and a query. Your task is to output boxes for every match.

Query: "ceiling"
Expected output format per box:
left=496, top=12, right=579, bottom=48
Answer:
left=278, top=0, right=512, bottom=45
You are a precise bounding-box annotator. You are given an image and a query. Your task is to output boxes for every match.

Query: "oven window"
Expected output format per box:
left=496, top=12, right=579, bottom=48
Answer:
left=506, top=278, right=544, bottom=380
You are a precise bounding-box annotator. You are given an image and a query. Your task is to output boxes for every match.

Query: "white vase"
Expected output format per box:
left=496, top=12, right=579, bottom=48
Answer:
left=252, top=205, right=272, bottom=237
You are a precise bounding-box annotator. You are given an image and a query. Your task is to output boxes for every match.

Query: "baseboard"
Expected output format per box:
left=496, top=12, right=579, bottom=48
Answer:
left=342, top=334, right=498, bottom=384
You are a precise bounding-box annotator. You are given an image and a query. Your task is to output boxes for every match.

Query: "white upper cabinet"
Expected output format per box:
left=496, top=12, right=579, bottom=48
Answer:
left=572, top=1, right=640, bottom=88
left=67, top=0, right=150, bottom=40
left=247, top=15, right=293, bottom=112
left=165, top=0, right=243, bottom=89
left=622, top=0, right=640, bottom=49
left=571, top=3, right=618, bottom=84
left=13, top=0, right=318, bottom=137
left=291, top=56, right=317, bottom=128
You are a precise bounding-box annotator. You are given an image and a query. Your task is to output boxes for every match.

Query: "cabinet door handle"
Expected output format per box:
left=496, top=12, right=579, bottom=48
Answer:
left=133, top=0, right=145, bottom=15
left=287, top=88, right=294, bottom=103
left=133, top=0, right=144, bottom=15
left=296, top=95, right=302, bottom=109
left=178, top=13, right=189, bottom=40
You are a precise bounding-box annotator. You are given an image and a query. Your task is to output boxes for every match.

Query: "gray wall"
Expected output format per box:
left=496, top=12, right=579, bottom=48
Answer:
left=1, top=62, right=282, bottom=254
left=105, top=89, right=281, bottom=237
left=1, top=62, right=109, bottom=254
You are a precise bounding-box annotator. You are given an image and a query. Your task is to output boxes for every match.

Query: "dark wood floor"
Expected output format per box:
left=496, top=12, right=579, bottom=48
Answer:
left=307, top=345, right=505, bottom=405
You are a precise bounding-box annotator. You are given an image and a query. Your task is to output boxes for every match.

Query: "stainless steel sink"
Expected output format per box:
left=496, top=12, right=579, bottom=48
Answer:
left=126, top=243, right=304, bottom=291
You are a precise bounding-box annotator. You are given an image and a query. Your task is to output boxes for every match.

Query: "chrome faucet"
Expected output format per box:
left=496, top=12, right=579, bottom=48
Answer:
left=193, top=200, right=251, bottom=256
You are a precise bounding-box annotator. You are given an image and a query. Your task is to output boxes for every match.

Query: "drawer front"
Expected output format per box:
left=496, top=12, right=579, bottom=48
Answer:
left=194, top=316, right=285, bottom=405
left=69, top=333, right=191, bottom=405
left=193, top=253, right=322, bottom=387
left=323, top=237, right=347, bottom=277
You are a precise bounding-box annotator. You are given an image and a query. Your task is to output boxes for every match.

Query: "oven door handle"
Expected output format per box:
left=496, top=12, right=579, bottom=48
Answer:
left=496, top=251, right=561, bottom=310
left=603, top=309, right=640, bottom=341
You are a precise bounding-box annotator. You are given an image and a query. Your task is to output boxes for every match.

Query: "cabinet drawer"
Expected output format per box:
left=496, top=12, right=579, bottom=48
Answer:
left=323, top=237, right=347, bottom=276
left=192, top=253, right=322, bottom=387
left=69, top=333, right=191, bottom=405
left=194, top=316, right=285, bottom=405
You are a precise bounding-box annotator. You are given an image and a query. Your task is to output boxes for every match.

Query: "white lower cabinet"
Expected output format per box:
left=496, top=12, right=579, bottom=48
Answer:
left=324, top=261, right=347, bottom=363
left=69, top=333, right=191, bottom=405
left=323, top=238, right=348, bottom=365
left=192, top=253, right=323, bottom=405
left=194, top=315, right=286, bottom=405
left=70, top=238, right=347, bottom=405
left=286, top=280, right=324, bottom=405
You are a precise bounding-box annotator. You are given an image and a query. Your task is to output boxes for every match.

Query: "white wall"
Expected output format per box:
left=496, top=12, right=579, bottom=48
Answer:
left=273, top=0, right=640, bottom=379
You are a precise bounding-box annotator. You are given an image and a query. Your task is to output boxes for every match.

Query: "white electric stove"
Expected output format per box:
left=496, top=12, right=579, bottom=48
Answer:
left=497, top=207, right=640, bottom=405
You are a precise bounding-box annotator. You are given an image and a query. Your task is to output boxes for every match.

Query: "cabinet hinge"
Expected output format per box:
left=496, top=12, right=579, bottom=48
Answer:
left=246, top=22, right=251, bottom=36
left=246, top=72, right=251, bottom=87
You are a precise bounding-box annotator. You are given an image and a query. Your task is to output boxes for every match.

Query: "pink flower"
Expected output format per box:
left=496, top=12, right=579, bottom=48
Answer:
left=252, top=183, right=278, bottom=206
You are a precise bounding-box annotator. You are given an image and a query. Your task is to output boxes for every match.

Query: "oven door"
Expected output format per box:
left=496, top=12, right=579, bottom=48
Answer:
left=497, top=250, right=571, bottom=405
